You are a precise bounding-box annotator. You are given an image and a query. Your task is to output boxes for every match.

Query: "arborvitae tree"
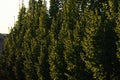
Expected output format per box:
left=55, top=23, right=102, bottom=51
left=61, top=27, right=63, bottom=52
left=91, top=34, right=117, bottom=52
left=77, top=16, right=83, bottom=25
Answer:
left=94, top=1, right=120, bottom=79
left=12, top=5, right=26, bottom=80
left=35, top=3, right=51, bottom=80
left=4, top=28, right=18, bottom=80
left=115, top=0, right=120, bottom=62
left=22, top=0, right=42, bottom=80
left=81, top=8, right=103, bottom=80
left=81, top=1, right=120, bottom=79
left=73, top=20, right=94, bottom=80
left=58, top=0, right=86, bottom=79
left=0, top=36, right=11, bottom=80
left=48, top=17, right=67, bottom=80
left=27, top=0, right=38, bottom=37
left=0, top=27, right=21, bottom=80
left=1, top=0, right=120, bottom=80
left=48, top=0, right=66, bottom=78
left=114, top=0, right=120, bottom=79
left=23, top=29, right=38, bottom=80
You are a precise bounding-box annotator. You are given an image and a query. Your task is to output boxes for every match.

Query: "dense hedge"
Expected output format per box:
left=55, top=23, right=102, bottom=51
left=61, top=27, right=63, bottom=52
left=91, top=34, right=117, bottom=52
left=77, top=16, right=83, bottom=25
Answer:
left=0, top=0, right=120, bottom=80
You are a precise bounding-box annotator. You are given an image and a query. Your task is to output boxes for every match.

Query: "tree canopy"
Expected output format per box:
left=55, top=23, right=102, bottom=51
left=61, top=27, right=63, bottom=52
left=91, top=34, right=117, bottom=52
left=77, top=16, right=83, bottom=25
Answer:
left=0, top=0, right=120, bottom=80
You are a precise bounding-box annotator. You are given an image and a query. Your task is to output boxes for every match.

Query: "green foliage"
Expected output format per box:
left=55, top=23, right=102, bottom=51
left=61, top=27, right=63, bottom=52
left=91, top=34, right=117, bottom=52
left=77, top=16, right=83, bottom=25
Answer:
left=115, top=1, right=120, bottom=62
left=49, top=0, right=64, bottom=18
left=49, top=18, right=67, bottom=80
left=35, top=4, right=51, bottom=80
left=0, top=0, right=120, bottom=80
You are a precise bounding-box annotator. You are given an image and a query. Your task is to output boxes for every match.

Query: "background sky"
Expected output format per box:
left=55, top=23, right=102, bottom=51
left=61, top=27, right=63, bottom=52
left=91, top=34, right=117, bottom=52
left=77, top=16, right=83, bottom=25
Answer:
left=0, top=0, right=30, bottom=34
left=0, top=0, right=50, bottom=34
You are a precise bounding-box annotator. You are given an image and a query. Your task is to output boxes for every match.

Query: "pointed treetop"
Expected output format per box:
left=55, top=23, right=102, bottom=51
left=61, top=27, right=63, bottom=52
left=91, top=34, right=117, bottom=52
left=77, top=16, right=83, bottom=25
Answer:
left=19, top=0, right=25, bottom=10
left=19, top=0, right=20, bottom=10
left=22, top=0, right=24, bottom=7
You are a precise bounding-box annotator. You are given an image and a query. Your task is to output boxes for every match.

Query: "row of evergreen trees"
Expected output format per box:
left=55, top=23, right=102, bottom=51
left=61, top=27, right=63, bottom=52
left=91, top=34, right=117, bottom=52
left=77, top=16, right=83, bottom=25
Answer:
left=0, top=0, right=120, bottom=80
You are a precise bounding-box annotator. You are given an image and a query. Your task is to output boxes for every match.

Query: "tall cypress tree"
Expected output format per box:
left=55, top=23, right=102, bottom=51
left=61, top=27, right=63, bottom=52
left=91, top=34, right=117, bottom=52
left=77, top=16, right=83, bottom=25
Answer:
left=12, top=4, right=26, bottom=80
left=115, top=0, right=120, bottom=62
left=48, top=17, right=67, bottom=80
left=0, top=3, right=26, bottom=79
left=0, top=34, right=13, bottom=80
left=48, top=0, right=66, bottom=78
left=80, top=8, right=104, bottom=80
left=95, top=1, right=120, bottom=79
left=114, top=0, right=120, bottom=79
left=22, top=0, right=41, bottom=80
left=81, top=0, right=120, bottom=79
left=0, top=0, right=120, bottom=80
left=35, top=3, right=51, bottom=80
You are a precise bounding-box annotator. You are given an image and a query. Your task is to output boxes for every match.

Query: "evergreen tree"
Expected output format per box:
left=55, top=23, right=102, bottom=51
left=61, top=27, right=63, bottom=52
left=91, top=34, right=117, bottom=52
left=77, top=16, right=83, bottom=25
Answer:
left=0, top=36, right=10, bottom=80
left=35, top=3, right=51, bottom=80
left=95, top=1, right=120, bottom=79
left=4, top=28, right=18, bottom=80
left=81, top=1, right=120, bottom=79
left=0, top=0, right=120, bottom=80
left=23, top=29, right=38, bottom=80
left=115, top=0, right=120, bottom=62
left=49, top=18, right=67, bottom=80
left=21, top=0, right=42, bottom=80
left=62, top=0, right=77, bottom=79
left=81, top=8, right=103, bottom=80
left=12, top=5, right=26, bottom=80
